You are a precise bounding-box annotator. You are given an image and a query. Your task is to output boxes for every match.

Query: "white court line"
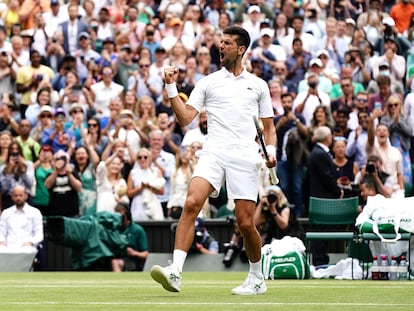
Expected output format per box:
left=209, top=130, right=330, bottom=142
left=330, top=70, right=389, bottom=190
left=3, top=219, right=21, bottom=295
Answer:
left=3, top=302, right=414, bottom=306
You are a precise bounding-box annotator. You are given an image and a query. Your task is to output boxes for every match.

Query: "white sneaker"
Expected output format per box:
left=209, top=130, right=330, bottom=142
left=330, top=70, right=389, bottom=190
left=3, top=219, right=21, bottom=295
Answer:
left=231, top=273, right=267, bottom=295
left=150, top=260, right=181, bottom=292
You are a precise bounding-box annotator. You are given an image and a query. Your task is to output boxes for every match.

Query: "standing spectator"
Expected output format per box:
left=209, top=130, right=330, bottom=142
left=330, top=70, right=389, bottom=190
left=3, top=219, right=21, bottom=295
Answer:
left=46, top=107, right=76, bottom=153
left=268, top=79, right=284, bottom=117
left=111, top=203, right=149, bottom=272
left=330, top=77, right=355, bottom=116
left=0, top=185, right=43, bottom=253
left=57, top=3, right=88, bottom=56
left=72, top=145, right=99, bottom=216
left=74, top=32, right=101, bottom=82
left=282, top=16, right=315, bottom=55
left=346, top=110, right=370, bottom=169
left=390, top=0, right=414, bottom=34
left=116, top=5, right=146, bottom=51
left=31, top=144, right=53, bottom=215
left=332, top=108, right=352, bottom=139
left=90, top=66, right=124, bottom=121
left=367, top=75, right=394, bottom=112
left=297, top=58, right=332, bottom=94
left=285, top=38, right=311, bottom=93
left=381, top=95, right=412, bottom=188
left=114, top=45, right=138, bottom=91
left=0, top=50, right=16, bottom=96
left=96, top=150, right=129, bottom=213
left=128, top=57, right=163, bottom=102
left=135, top=95, right=158, bottom=139
left=127, top=148, right=165, bottom=221
left=44, top=150, right=82, bottom=217
left=16, top=50, right=54, bottom=118
left=156, top=112, right=182, bottom=155
left=19, top=0, right=50, bottom=31
left=15, top=119, right=40, bottom=162
left=43, top=0, right=66, bottom=38
left=0, top=130, right=12, bottom=166
left=182, top=4, right=206, bottom=52
left=96, top=7, right=115, bottom=42
left=332, top=138, right=358, bottom=186
left=329, top=65, right=365, bottom=101
left=292, top=72, right=331, bottom=126
left=167, top=146, right=193, bottom=219
left=149, top=130, right=175, bottom=218
left=0, top=142, right=34, bottom=210
left=80, top=116, right=109, bottom=158
left=25, top=87, right=52, bottom=127
left=308, top=126, right=343, bottom=266
left=273, top=12, right=294, bottom=44
left=31, top=105, right=53, bottom=145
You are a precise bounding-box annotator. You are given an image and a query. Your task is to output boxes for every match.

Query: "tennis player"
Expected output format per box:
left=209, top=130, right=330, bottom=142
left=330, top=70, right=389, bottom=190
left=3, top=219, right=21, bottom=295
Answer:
left=150, top=26, right=276, bottom=295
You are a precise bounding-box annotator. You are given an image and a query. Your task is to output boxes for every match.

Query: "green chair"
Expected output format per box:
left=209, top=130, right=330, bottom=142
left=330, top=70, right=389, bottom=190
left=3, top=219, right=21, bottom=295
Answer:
left=305, top=196, right=359, bottom=266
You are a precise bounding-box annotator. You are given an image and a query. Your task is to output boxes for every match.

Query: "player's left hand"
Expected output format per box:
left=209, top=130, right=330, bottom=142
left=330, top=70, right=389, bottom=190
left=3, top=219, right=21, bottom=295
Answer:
left=265, top=154, right=276, bottom=168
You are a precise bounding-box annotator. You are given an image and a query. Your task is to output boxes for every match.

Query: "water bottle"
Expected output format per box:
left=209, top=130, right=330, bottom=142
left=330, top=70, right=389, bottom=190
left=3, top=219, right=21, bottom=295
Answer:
left=398, top=256, right=409, bottom=281
left=371, top=256, right=380, bottom=280
left=379, top=255, right=389, bottom=280
left=389, top=256, right=399, bottom=281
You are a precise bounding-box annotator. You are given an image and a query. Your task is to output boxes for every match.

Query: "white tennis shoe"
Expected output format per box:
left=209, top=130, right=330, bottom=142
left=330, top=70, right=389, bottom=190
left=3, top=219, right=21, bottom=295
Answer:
left=231, top=273, right=267, bottom=295
left=150, top=260, right=181, bottom=292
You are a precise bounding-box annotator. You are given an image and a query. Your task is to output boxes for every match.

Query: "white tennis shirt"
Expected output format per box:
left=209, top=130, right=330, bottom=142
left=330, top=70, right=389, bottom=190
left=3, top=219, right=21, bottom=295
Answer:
left=186, top=67, right=273, bottom=152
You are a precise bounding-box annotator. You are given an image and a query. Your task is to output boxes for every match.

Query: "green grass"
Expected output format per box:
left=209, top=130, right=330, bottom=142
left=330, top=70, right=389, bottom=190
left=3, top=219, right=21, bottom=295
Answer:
left=0, top=272, right=413, bottom=311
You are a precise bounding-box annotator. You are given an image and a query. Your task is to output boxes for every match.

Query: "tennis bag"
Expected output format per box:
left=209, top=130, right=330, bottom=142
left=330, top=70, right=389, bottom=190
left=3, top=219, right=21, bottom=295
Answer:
left=261, top=237, right=310, bottom=279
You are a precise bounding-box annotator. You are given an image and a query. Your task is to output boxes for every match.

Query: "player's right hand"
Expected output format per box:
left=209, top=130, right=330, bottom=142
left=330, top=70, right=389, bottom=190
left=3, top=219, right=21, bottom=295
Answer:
left=164, top=66, right=178, bottom=84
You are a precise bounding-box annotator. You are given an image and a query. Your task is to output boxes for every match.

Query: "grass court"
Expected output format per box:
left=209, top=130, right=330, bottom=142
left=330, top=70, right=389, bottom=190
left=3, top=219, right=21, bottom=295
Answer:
left=1, top=272, right=413, bottom=311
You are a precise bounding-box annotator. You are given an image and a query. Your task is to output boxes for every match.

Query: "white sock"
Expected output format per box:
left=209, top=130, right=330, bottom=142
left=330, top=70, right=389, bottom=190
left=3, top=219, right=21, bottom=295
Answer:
left=173, top=249, right=187, bottom=273
left=249, top=259, right=262, bottom=276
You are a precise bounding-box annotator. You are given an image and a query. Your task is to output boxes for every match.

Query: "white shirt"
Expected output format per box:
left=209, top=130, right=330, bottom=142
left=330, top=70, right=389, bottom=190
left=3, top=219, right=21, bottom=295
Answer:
left=91, top=81, right=124, bottom=118
left=186, top=67, right=273, bottom=151
left=292, top=91, right=331, bottom=126
left=404, top=93, right=414, bottom=135
left=43, top=9, right=68, bottom=38
left=181, top=127, right=206, bottom=147
left=67, top=21, right=78, bottom=56
left=109, top=127, right=141, bottom=156
left=0, top=203, right=43, bottom=248
left=252, top=44, right=287, bottom=62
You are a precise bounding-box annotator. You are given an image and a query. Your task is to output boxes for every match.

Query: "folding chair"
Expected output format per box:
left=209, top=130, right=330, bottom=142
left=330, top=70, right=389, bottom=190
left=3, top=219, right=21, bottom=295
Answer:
left=305, top=197, right=359, bottom=270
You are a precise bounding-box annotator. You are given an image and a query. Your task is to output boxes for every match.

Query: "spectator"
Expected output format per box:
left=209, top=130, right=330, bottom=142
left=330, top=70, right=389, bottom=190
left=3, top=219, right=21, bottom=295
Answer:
left=268, top=79, right=284, bottom=116
left=389, top=0, right=414, bottom=34
left=367, top=75, right=394, bottom=113
left=149, top=129, right=175, bottom=218
left=25, top=87, right=51, bottom=127
left=0, top=50, right=16, bottom=96
left=0, top=130, right=13, bottom=166
left=90, top=66, right=124, bottom=121
left=112, top=203, right=149, bottom=272
left=19, top=0, right=50, bottom=31
left=366, top=109, right=404, bottom=197
left=75, top=32, right=101, bottom=82
left=234, top=0, right=275, bottom=24
left=80, top=116, right=108, bottom=158
left=332, top=108, right=352, bottom=139
left=254, top=185, right=305, bottom=245
left=44, top=150, right=82, bottom=217
left=195, top=46, right=218, bottom=76
left=346, top=110, right=370, bottom=169
left=374, top=37, right=405, bottom=85
left=0, top=141, right=34, bottom=209
left=135, top=95, right=158, bottom=139
left=330, top=77, right=354, bottom=116
left=123, top=90, right=139, bottom=113
left=292, top=72, right=331, bottom=127
left=161, top=17, right=193, bottom=53
left=284, top=38, right=311, bottom=93
left=0, top=95, right=20, bottom=134
left=43, top=0, right=66, bottom=38
left=31, top=144, right=53, bottom=215
left=167, top=146, right=193, bottom=219
left=31, top=105, right=53, bottom=145
left=368, top=61, right=404, bottom=95
left=16, top=49, right=54, bottom=118
left=190, top=217, right=219, bottom=254
left=329, top=65, right=364, bottom=101
left=282, top=15, right=315, bottom=55
left=128, top=57, right=163, bottom=102
left=127, top=147, right=165, bottom=221
left=113, top=44, right=138, bottom=91
left=72, top=145, right=99, bottom=216
left=275, top=93, right=309, bottom=217
left=96, top=150, right=129, bottom=213
left=96, top=7, right=115, bottom=42
left=297, top=58, right=332, bottom=94
left=100, top=96, right=123, bottom=136
left=46, top=107, right=75, bottom=153
left=57, top=3, right=88, bottom=56
left=309, top=105, right=335, bottom=145
left=0, top=185, right=43, bottom=253
left=181, top=4, right=206, bottom=53
left=380, top=95, right=412, bottom=188
left=332, top=137, right=358, bottom=186
left=175, top=65, right=195, bottom=97
left=156, top=112, right=182, bottom=155
left=181, top=110, right=208, bottom=147
left=16, top=119, right=40, bottom=162
left=344, top=47, right=372, bottom=88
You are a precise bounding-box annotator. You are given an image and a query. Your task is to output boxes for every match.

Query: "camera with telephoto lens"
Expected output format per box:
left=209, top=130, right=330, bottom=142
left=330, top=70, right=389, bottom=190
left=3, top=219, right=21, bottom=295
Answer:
left=267, top=193, right=278, bottom=204
left=366, top=163, right=376, bottom=174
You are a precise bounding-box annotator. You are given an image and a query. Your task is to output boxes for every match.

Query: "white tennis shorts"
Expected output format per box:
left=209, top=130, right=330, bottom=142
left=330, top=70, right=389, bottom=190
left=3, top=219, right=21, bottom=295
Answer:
left=192, top=148, right=263, bottom=201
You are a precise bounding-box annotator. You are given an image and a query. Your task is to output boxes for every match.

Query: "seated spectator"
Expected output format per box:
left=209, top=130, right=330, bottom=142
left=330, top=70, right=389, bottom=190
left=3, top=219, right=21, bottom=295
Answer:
left=25, top=87, right=52, bottom=127
left=16, top=119, right=40, bottom=162
left=0, top=142, right=34, bottom=210
left=44, top=150, right=82, bottom=217
left=346, top=110, right=370, bottom=169
left=181, top=110, right=208, bottom=147
left=0, top=130, right=13, bottom=166
left=297, top=58, right=332, bottom=95
left=156, top=112, right=182, bottom=155
left=96, top=150, right=129, bottom=214
left=0, top=186, right=43, bottom=253
left=30, top=105, right=54, bottom=146
left=332, top=138, right=358, bottom=187
left=367, top=75, right=393, bottom=113
left=254, top=185, right=305, bottom=245
left=190, top=218, right=219, bottom=255
left=111, top=203, right=149, bottom=272
left=46, top=107, right=76, bottom=153
left=332, top=109, right=352, bottom=139
left=127, top=148, right=165, bottom=221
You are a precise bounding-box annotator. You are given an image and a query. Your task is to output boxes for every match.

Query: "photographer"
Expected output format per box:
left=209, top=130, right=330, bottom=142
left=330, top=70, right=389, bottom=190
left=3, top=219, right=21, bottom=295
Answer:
left=190, top=218, right=219, bottom=255
left=356, top=155, right=393, bottom=199
left=254, top=186, right=304, bottom=246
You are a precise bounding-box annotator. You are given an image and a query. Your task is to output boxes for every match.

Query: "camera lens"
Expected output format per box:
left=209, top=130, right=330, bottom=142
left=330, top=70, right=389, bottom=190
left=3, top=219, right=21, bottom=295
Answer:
left=267, top=194, right=277, bottom=204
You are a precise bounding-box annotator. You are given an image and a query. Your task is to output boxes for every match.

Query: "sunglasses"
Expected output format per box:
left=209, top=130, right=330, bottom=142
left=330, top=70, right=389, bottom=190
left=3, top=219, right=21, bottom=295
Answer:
left=388, top=103, right=399, bottom=107
left=40, top=114, right=52, bottom=118
left=356, top=98, right=368, bottom=103
left=197, top=53, right=209, bottom=56
left=71, top=109, right=83, bottom=114
left=88, top=123, right=98, bottom=127
left=139, top=64, right=150, bottom=68
left=138, top=155, right=148, bottom=160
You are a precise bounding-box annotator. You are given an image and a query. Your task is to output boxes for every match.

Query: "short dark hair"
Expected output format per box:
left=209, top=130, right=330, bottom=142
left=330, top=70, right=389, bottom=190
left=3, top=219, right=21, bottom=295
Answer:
left=281, top=92, right=294, bottom=101
left=115, top=203, right=132, bottom=222
left=223, top=26, right=251, bottom=55
left=376, top=74, right=391, bottom=86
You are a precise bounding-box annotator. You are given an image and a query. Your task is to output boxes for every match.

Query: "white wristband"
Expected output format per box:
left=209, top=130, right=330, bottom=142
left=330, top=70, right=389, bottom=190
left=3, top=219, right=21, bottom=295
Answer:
left=165, top=82, right=178, bottom=98
left=266, top=145, right=276, bottom=158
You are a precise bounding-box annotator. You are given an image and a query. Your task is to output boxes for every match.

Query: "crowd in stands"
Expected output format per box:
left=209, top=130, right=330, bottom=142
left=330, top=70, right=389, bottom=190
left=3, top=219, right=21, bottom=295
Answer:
left=0, top=0, right=414, bottom=269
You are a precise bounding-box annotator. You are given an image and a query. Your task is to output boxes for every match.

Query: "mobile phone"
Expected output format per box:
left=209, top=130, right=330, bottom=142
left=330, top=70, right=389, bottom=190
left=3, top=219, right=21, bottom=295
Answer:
left=374, top=102, right=382, bottom=110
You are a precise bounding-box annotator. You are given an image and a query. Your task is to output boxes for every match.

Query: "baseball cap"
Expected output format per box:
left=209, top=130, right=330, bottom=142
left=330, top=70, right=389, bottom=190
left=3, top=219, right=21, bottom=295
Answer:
left=102, top=37, right=115, bottom=44
left=40, top=105, right=53, bottom=114
left=378, top=61, right=390, bottom=68
left=69, top=103, right=83, bottom=113
left=120, top=109, right=134, bottom=118
left=54, top=107, right=66, bottom=116
left=316, top=49, right=329, bottom=58
left=309, top=58, right=322, bottom=67
left=50, top=0, right=59, bottom=5
left=248, top=5, right=261, bottom=14
left=41, top=144, right=53, bottom=152
left=195, top=218, right=205, bottom=230
left=345, top=18, right=356, bottom=26
left=260, top=28, right=274, bottom=38
left=20, top=29, right=34, bottom=37
left=155, top=46, right=166, bottom=54
left=120, top=44, right=132, bottom=52
left=382, top=17, right=395, bottom=27
left=78, top=31, right=90, bottom=40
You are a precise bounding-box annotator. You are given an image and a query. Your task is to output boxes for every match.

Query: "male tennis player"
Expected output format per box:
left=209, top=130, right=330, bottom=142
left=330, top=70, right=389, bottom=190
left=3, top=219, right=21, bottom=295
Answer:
left=150, top=26, right=276, bottom=295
